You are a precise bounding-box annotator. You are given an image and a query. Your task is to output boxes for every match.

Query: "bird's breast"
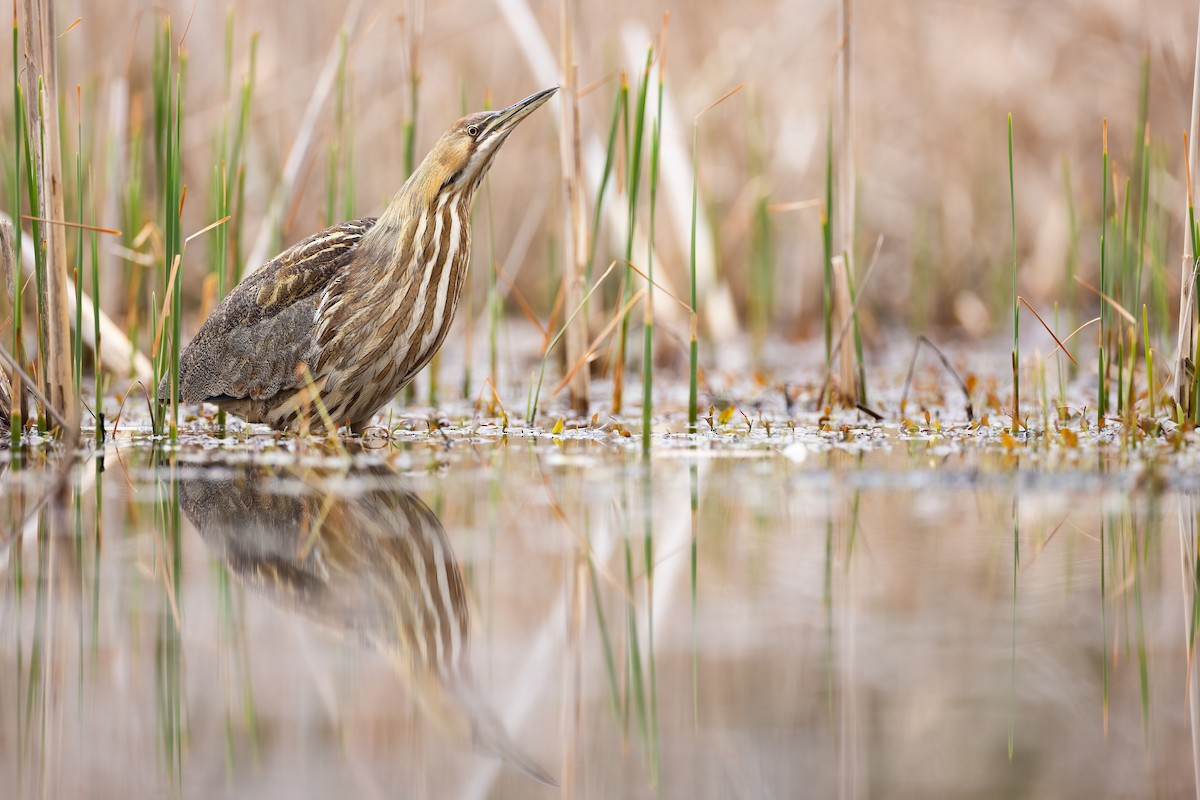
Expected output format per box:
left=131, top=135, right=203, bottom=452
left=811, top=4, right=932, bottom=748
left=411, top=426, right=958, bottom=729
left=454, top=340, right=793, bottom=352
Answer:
left=310, top=193, right=474, bottom=422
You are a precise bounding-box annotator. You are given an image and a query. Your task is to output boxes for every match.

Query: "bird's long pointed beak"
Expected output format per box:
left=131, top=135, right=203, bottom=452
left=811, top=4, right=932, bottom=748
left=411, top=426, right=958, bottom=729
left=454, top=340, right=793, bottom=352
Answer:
left=485, top=87, right=558, bottom=137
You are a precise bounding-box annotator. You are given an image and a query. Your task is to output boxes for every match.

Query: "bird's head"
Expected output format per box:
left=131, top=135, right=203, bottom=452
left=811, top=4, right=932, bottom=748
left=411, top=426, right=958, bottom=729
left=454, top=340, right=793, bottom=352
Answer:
left=418, top=86, right=558, bottom=201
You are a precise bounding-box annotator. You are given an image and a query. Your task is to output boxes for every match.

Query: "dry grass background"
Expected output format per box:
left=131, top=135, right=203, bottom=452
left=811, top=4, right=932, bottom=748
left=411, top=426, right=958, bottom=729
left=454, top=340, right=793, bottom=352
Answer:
left=4, top=0, right=1199, bottom=367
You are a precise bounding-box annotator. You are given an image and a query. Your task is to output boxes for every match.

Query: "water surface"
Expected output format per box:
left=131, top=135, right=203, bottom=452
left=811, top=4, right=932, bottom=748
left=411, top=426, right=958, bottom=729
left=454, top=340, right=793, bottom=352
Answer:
left=0, top=428, right=1196, bottom=798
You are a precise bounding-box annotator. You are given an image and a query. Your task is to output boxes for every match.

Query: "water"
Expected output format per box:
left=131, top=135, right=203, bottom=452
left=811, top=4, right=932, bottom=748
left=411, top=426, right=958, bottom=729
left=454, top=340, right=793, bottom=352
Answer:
left=1, top=426, right=1197, bottom=798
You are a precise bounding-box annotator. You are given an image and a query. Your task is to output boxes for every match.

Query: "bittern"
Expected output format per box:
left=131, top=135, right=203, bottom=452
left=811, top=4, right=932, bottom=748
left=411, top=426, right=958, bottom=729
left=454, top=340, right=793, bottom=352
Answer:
left=163, top=87, right=557, bottom=433
left=180, top=458, right=555, bottom=785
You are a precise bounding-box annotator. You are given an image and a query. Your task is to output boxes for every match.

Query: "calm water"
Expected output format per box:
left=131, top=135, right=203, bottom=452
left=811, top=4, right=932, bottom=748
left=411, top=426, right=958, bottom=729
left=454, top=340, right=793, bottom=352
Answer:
left=1, top=428, right=1198, bottom=798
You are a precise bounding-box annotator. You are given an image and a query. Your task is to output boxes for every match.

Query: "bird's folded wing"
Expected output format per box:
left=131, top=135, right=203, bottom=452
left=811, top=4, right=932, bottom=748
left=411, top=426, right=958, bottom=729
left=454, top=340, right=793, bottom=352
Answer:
left=172, top=218, right=377, bottom=404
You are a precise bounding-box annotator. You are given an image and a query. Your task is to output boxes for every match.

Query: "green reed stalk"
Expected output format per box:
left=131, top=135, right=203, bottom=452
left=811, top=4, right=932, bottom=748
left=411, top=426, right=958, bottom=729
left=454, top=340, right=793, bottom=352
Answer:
left=689, top=462, right=699, bottom=723
left=90, top=195, right=100, bottom=442
left=215, top=11, right=234, bottom=269
left=642, top=66, right=664, bottom=456
left=151, top=20, right=185, bottom=438
left=1120, top=175, right=1131, bottom=312
left=485, top=173, right=498, bottom=391
left=1008, top=496, right=1019, bottom=760
left=151, top=27, right=165, bottom=433
left=30, top=80, right=47, bottom=431
left=1099, top=121, right=1109, bottom=416
left=400, top=34, right=420, bottom=406
left=1132, top=55, right=1150, bottom=315
left=1149, top=147, right=1170, bottom=344
left=403, top=63, right=418, bottom=180
left=748, top=116, right=772, bottom=365
left=169, top=65, right=185, bottom=440
left=1118, top=178, right=1130, bottom=416
left=1134, top=126, right=1151, bottom=328
left=641, top=468, right=660, bottom=785
left=587, top=545, right=621, bottom=719
left=1100, top=517, right=1108, bottom=734
left=326, top=31, right=348, bottom=228
left=586, top=80, right=624, bottom=288
left=155, top=459, right=185, bottom=792
left=230, top=34, right=257, bottom=286
left=73, top=90, right=83, bottom=402
left=1062, top=160, right=1078, bottom=329
left=213, top=14, right=232, bottom=435
left=688, top=121, right=700, bottom=433
left=1118, top=179, right=1128, bottom=316
left=613, top=48, right=652, bottom=416
left=9, top=7, right=22, bottom=444
left=623, top=520, right=649, bottom=764
left=1144, top=306, right=1156, bottom=418
left=1190, top=198, right=1200, bottom=422
left=122, top=131, right=143, bottom=372
left=823, top=107, right=834, bottom=363
left=1008, top=114, right=1018, bottom=434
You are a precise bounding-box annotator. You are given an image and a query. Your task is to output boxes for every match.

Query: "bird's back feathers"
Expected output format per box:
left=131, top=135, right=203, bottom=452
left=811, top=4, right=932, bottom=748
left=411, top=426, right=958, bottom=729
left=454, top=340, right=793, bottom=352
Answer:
left=162, top=218, right=376, bottom=416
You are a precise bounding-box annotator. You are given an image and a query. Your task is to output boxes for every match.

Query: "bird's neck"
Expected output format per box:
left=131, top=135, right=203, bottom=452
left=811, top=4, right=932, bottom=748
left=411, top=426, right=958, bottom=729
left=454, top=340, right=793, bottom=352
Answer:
left=360, top=157, right=476, bottom=271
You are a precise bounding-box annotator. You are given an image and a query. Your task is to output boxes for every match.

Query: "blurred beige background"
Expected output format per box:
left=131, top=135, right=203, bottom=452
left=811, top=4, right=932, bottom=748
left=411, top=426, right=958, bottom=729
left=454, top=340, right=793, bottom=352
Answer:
left=8, top=0, right=1197, bottom=347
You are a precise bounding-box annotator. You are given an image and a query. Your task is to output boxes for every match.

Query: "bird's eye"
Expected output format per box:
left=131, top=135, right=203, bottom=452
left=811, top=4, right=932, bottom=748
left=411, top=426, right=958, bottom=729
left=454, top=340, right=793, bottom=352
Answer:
left=466, top=125, right=479, bottom=138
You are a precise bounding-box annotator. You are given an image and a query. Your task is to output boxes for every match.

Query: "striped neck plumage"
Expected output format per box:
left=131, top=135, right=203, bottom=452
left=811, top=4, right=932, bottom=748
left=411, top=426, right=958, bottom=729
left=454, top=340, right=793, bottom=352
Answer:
left=358, top=87, right=559, bottom=274
left=361, top=151, right=485, bottom=273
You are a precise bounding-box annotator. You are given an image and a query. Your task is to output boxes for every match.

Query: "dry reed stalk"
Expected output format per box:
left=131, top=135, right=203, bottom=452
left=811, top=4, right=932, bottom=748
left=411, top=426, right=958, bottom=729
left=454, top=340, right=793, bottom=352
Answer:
left=831, top=254, right=858, bottom=404
left=21, top=0, right=79, bottom=436
left=558, top=0, right=589, bottom=415
left=1177, top=7, right=1200, bottom=416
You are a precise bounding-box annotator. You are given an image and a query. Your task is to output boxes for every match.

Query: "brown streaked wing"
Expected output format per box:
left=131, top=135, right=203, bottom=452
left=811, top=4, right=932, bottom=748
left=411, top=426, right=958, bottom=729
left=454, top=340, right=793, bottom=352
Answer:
left=171, top=218, right=376, bottom=405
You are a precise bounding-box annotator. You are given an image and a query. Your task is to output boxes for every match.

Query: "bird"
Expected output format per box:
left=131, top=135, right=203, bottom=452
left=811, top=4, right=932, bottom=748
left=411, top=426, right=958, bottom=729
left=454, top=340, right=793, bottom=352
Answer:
left=162, top=87, right=557, bottom=433
left=178, top=456, right=556, bottom=786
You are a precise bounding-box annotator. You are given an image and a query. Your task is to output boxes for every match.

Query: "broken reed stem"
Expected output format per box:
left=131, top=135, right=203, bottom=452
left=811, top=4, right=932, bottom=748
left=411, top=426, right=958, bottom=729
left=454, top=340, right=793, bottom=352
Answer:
left=1009, top=113, right=1019, bottom=434
left=830, top=255, right=857, bottom=404
left=21, top=0, right=79, bottom=438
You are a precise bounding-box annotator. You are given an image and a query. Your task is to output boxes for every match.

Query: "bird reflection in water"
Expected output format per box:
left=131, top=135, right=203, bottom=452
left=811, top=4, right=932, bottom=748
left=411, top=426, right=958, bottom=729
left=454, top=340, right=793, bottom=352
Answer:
left=178, top=460, right=553, bottom=786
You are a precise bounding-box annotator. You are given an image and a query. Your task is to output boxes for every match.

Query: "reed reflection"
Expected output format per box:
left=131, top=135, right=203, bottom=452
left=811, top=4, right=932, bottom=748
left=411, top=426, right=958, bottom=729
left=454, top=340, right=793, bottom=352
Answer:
left=178, top=460, right=553, bottom=786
